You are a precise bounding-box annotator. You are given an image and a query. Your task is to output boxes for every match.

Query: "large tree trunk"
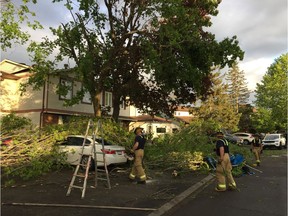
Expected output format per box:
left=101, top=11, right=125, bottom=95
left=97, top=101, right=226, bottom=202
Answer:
left=92, top=92, right=102, bottom=117
left=112, top=94, right=121, bottom=122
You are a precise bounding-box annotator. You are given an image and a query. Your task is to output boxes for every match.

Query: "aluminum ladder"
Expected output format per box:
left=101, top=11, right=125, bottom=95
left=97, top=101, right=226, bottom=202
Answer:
left=66, top=119, right=111, bottom=199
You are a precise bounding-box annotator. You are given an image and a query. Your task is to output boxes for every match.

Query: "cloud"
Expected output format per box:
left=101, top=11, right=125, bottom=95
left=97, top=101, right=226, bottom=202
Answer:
left=210, top=0, right=287, bottom=59
left=1, top=0, right=287, bottom=93
left=209, top=0, right=287, bottom=91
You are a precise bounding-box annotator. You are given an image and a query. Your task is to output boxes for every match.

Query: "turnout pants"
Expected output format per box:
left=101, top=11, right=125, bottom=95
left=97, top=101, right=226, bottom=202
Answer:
left=252, top=147, right=261, bottom=164
left=216, top=153, right=236, bottom=191
left=129, top=149, right=146, bottom=182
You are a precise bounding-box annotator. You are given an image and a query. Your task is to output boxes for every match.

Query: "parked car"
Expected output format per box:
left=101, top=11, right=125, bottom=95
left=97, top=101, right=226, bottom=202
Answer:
left=262, top=134, right=286, bottom=149
left=209, top=132, right=243, bottom=145
left=58, top=135, right=127, bottom=169
left=232, top=132, right=254, bottom=145
left=224, top=133, right=243, bottom=145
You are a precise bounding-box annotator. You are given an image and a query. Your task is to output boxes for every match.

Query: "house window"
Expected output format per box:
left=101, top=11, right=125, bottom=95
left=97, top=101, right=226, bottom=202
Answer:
left=105, top=92, right=112, bottom=107
left=82, top=86, right=92, bottom=104
left=59, top=78, right=73, bottom=100
left=156, top=127, right=166, bottom=133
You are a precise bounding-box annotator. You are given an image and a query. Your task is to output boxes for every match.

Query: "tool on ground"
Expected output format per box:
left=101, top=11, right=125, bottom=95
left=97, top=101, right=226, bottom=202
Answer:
left=244, top=163, right=263, bottom=173
left=66, top=119, right=111, bottom=199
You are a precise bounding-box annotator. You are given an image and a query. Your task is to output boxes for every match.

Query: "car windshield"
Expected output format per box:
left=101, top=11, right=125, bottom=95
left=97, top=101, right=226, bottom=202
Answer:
left=265, top=134, right=279, bottom=140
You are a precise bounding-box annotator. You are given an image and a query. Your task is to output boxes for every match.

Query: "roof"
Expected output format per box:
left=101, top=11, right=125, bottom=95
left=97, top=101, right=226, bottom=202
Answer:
left=0, top=59, right=31, bottom=74
left=0, top=71, right=21, bottom=80
left=132, top=115, right=172, bottom=123
left=173, top=116, right=194, bottom=124
left=175, top=106, right=191, bottom=112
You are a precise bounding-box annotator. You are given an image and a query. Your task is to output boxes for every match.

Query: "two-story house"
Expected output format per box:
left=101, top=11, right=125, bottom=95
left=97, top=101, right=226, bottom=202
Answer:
left=1, top=59, right=191, bottom=137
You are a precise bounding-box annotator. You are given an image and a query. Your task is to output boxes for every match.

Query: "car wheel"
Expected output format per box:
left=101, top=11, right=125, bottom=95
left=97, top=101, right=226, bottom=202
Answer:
left=277, top=144, right=282, bottom=150
left=80, top=155, right=95, bottom=171
left=243, top=140, right=249, bottom=145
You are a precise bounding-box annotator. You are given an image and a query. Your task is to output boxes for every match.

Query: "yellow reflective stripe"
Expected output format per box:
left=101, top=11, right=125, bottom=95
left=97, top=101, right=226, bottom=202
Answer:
left=229, top=182, right=236, bottom=187
left=221, top=139, right=229, bottom=146
left=129, top=173, right=136, bottom=179
left=139, top=175, right=146, bottom=180
left=217, top=184, right=226, bottom=189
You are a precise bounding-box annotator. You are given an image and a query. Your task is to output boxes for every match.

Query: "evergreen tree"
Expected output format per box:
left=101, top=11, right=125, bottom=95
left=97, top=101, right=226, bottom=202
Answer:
left=191, top=70, right=241, bottom=132
left=226, top=62, right=250, bottom=113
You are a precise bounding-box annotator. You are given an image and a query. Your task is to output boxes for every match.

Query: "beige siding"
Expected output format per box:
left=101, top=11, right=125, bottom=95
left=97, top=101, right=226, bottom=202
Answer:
left=46, top=76, right=94, bottom=115
left=1, top=79, right=20, bottom=111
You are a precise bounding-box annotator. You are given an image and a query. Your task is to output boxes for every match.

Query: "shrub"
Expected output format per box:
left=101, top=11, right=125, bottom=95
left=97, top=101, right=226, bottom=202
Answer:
left=1, top=113, right=32, bottom=133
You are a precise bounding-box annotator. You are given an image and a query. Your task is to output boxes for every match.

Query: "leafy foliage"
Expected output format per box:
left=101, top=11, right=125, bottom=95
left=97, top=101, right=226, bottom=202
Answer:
left=253, top=53, right=288, bottom=132
left=1, top=113, right=32, bottom=133
left=0, top=0, right=42, bottom=51
left=191, top=71, right=241, bottom=132
left=238, top=104, right=255, bottom=133
left=24, top=0, right=243, bottom=122
left=1, top=116, right=252, bottom=183
left=145, top=119, right=250, bottom=173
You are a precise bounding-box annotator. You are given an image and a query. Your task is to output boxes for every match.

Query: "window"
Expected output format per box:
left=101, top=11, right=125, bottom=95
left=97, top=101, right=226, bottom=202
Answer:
left=105, top=92, right=112, bottom=107
left=82, top=86, right=92, bottom=104
left=59, top=78, right=73, bottom=100
left=156, top=127, right=166, bottom=133
left=66, top=137, right=91, bottom=146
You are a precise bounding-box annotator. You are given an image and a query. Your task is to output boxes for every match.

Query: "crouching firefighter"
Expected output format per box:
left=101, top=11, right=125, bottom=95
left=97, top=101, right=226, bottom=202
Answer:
left=215, top=132, right=237, bottom=192
left=129, top=127, right=147, bottom=184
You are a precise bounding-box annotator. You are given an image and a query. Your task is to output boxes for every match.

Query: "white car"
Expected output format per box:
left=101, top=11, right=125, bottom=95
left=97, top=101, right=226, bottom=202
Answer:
left=59, top=135, right=127, bottom=169
left=232, top=132, right=255, bottom=145
left=262, top=134, right=286, bottom=149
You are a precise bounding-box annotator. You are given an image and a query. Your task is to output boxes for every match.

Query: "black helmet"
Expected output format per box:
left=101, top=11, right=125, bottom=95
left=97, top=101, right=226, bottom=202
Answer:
left=216, top=131, right=224, bottom=137
left=134, top=127, right=143, bottom=134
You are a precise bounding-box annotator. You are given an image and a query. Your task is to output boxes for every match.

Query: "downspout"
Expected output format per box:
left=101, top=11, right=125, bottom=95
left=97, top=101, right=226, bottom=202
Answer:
left=40, top=75, right=49, bottom=128
left=40, top=78, right=46, bottom=128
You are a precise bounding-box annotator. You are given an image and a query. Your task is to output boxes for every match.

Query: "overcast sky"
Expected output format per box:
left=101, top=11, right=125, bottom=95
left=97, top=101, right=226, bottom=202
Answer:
left=1, top=0, right=287, bottom=92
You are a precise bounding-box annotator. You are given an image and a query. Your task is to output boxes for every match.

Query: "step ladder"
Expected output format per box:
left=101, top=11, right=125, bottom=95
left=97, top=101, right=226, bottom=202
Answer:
left=66, top=119, right=111, bottom=199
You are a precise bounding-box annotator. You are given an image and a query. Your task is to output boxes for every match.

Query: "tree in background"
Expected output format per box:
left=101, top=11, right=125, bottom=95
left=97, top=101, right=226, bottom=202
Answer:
left=252, top=53, right=287, bottom=132
left=0, top=0, right=42, bottom=51
left=19, top=0, right=244, bottom=122
left=226, top=61, right=250, bottom=113
left=238, top=104, right=254, bottom=132
left=191, top=70, right=241, bottom=132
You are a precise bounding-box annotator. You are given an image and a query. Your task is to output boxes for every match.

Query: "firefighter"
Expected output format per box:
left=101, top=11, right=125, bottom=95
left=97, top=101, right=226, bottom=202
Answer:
left=251, top=134, right=263, bottom=167
left=129, top=127, right=147, bottom=184
left=215, top=132, right=237, bottom=192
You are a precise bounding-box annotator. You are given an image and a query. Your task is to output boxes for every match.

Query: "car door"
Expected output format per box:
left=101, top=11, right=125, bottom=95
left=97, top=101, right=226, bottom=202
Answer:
left=60, top=137, right=92, bottom=165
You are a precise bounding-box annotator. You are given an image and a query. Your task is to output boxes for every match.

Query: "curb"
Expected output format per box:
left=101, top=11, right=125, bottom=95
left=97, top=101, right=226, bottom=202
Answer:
left=147, top=174, right=215, bottom=216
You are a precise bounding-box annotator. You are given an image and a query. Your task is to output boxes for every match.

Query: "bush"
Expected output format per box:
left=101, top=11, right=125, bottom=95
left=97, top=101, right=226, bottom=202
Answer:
left=1, top=113, right=32, bottom=133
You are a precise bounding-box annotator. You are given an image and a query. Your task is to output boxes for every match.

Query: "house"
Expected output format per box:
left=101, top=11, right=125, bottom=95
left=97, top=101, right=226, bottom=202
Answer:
left=0, top=59, right=190, bottom=136
left=129, top=115, right=180, bottom=139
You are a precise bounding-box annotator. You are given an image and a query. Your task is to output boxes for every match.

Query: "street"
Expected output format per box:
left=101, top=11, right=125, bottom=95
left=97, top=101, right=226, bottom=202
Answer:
left=163, top=152, right=287, bottom=216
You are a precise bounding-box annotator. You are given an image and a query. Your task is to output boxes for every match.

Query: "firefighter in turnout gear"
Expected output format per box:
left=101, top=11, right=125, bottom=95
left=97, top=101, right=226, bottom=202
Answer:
left=129, top=127, right=147, bottom=184
left=251, top=134, right=263, bottom=167
left=215, top=132, right=237, bottom=192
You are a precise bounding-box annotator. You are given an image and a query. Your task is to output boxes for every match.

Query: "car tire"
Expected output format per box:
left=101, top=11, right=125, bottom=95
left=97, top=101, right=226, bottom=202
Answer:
left=80, top=155, right=95, bottom=171
left=277, top=144, right=282, bottom=150
left=243, top=140, right=249, bottom=145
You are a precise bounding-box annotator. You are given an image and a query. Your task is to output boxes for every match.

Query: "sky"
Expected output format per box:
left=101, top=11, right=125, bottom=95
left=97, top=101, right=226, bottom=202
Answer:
left=1, top=0, right=287, bottom=93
